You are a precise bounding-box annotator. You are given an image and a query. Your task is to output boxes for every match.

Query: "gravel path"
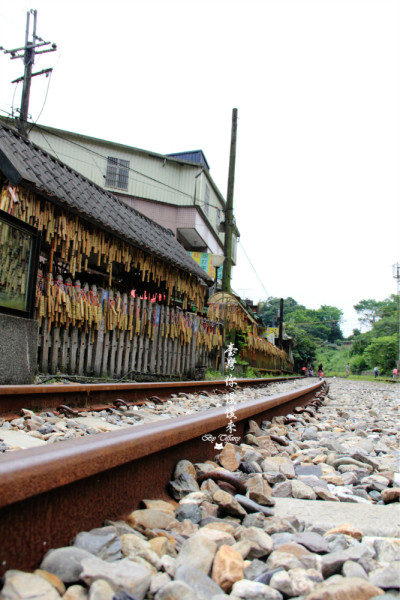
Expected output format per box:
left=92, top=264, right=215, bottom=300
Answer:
left=1, top=378, right=399, bottom=599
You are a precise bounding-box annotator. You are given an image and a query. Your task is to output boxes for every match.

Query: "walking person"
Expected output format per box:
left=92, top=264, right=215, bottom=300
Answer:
left=373, top=365, right=379, bottom=379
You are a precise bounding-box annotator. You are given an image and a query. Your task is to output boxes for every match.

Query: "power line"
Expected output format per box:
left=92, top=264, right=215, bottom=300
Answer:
left=237, top=241, right=270, bottom=300
left=31, top=124, right=210, bottom=203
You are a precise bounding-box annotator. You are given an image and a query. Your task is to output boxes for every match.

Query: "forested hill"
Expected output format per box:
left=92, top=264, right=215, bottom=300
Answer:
left=258, top=296, right=398, bottom=376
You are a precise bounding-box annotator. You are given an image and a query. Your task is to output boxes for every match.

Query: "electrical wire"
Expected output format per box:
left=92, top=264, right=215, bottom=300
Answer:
left=30, top=124, right=198, bottom=200
left=237, top=240, right=270, bottom=300
left=28, top=70, right=52, bottom=134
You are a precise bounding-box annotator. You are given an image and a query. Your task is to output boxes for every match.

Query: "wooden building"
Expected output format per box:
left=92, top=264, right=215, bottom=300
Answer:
left=0, top=121, right=224, bottom=379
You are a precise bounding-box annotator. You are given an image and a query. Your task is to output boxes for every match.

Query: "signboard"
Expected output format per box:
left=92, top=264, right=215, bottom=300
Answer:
left=188, top=252, right=223, bottom=280
left=265, top=327, right=279, bottom=344
left=0, top=209, right=40, bottom=318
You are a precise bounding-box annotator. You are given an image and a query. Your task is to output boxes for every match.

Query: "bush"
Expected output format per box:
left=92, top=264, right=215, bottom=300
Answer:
left=350, top=355, right=369, bottom=374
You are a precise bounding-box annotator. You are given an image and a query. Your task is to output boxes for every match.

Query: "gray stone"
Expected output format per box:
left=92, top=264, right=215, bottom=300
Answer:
left=266, top=550, right=302, bottom=571
left=342, top=559, right=369, bottom=580
left=40, top=546, right=95, bottom=583
left=294, top=464, right=323, bottom=477
left=244, top=559, right=271, bottom=580
left=80, top=557, right=151, bottom=600
left=230, top=579, right=283, bottom=599
left=269, top=567, right=323, bottom=597
left=349, top=448, right=381, bottom=469
left=155, top=580, right=199, bottom=600
left=175, top=565, right=225, bottom=600
left=213, top=490, right=247, bottom=518
left=254, top=567, right=286, bottom=585
left=272, top=481, right=292, bottom=497
left=149, top=573, right=172, bottom=596
left=299, top=475, right=328, bottom=490
left=263, top=472, right=287, bottom=485
left=370, top=564, right=400, bottom=590
left=73, top=526, right=122, bottom=561
left=175, top=503, right=202, bottom=524
left=321, top=544, right=374, bottom=578
left=1, top=570, right=60, bottom=599
left=88, top=579, right=115, bottom=600
left=291, top=480, right=317, bottom=500
left=325, top=533, right=358, bottom=553
left=237, top=526, right=274, bottom=559
left=242, top=512, right=266, bottom=529
left=292, top=532, right=329, bottom=554
left=175, top=532, right=217, bottom=574
left=169, top=474, right=200, bottom=500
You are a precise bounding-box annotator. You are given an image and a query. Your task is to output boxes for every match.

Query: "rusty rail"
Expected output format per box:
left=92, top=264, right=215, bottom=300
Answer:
left=0, top=379, right=326, bottom=575
left=0, top=376, right=302, bottom=417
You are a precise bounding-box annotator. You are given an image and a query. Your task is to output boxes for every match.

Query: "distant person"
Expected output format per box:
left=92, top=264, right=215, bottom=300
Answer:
left=346, top=363, right=350, bottom=376
left=393, top=367, right=398, bottom=379
left=373, top=366, right=379, bottom=378
left=309, top=368, right=314, bottom=377
left=301, top=366, right=307, bottom=376
left=317, top=363, right=323, bottom=377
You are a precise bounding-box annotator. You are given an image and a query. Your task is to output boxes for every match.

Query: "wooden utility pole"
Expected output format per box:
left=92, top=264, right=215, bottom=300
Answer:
left=278, top=298, right=284, bottom=349
left=222, top=108, right=238, bottom=293
left=2, top=10, right=57, bottom=137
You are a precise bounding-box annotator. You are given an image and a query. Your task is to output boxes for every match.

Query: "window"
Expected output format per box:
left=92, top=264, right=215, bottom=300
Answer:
left=105, top=156, right=130, bottom=190
left=0, top=210, right=40, bottom=317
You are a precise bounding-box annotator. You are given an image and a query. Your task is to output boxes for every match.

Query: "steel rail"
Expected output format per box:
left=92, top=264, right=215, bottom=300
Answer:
left=0, top=376, right=303, bottom=417
left=0, top=379, right=325, bottom=575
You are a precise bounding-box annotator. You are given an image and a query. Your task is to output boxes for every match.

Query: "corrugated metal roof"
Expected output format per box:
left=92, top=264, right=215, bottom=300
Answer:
left=166, top=150, right=210, bottom=171
left=0, top=121, right=213, bottom=285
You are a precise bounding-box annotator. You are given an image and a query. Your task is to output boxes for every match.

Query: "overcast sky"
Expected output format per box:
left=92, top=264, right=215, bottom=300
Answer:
left=1, top=0, right=399, bottom=336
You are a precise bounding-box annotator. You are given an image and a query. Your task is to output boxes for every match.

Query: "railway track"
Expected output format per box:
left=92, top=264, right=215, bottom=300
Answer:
left=0, top=375, right=303, bottom=418
left=0, top=377, right=327, bottom=576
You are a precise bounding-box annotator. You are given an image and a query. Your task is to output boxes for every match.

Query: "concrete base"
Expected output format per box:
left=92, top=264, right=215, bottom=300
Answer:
left=273, top=497, right=400, bottom=538
left=0, top=314, right=38, bottom=384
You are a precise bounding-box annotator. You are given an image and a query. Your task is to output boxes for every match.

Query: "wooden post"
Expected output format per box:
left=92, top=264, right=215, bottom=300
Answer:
left=60, top=327, right=69, bottom=373
left=109, top=329, right=118, bottom=378
left=101, top=330, right=110, bottom=376
left=93, top=318, right=105, bottom=377
left=142, top=302, right=152, bottom=374
left=85, top=327, right=94, bottom=375
left=130, top=298, right=140, bottom=375
left=149, top=304, right=160, bottom=373
left=77, top=329, right=87, bottom=376
left=136, top=298, right=146, bottom=373
left=50, top=327, right=60, bottom=374
left=41, top=319, right=50, bottom=373
left=156, top=304, right=164, bottom=374
left=162, top=306, right=169, bottom=375
left=70, top=327, right=79, bottom=374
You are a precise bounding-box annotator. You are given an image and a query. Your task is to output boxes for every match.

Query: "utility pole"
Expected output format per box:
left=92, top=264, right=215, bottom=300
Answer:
left=278, top=298, right=284, bottom=349
left=222, top=108, right=238, bottom=293
left=393, top=263, right=400, bottom=369
left=2, top=9, right=57, bottom=136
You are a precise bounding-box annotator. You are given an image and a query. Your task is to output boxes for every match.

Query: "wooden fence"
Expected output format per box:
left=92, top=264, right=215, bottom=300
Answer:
left=37, top=299, right=221, bottom=379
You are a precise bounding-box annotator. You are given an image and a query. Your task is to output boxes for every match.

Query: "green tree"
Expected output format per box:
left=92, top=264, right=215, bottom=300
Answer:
left=364, top=335, right=397, bottom=373
left=354, top=299, right=387, bottom=329
left=258, top=297, right=304, bottom=327
left=285, top=323, right=316, bottom=371
left=286, top=306, right=343, bottom=343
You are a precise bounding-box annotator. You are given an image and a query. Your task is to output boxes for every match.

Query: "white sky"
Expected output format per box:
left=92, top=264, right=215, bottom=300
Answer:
left=1, top=0, right=399, bottom=337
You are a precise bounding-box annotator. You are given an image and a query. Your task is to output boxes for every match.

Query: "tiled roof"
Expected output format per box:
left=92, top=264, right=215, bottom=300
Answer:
left=0, top=122, right=213, bottom=285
